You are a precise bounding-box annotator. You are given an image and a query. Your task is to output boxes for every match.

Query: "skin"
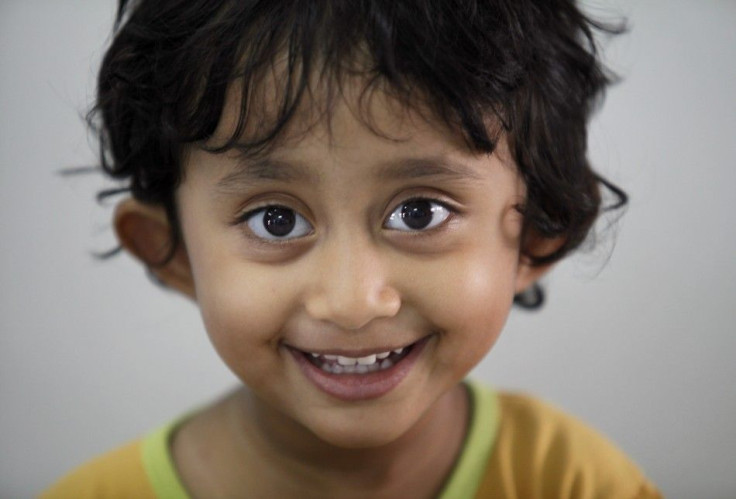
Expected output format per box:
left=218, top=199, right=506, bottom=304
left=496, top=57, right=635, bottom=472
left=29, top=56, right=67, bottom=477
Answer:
left=115, top=84, right=554, bottom=498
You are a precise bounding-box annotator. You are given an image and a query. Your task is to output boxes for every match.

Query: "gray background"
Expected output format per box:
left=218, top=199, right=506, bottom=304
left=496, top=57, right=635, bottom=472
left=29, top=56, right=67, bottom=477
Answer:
left=1, top=1, right=735, bottom=497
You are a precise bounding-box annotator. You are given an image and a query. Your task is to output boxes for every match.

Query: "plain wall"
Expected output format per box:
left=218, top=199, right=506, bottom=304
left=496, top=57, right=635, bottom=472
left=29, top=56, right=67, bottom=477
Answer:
left=1, top=1, right=734, bottom=497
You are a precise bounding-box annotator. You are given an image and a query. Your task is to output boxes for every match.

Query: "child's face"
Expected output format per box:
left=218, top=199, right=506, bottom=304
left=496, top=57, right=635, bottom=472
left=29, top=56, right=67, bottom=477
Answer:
left=172, top=85, right=535, bottom=448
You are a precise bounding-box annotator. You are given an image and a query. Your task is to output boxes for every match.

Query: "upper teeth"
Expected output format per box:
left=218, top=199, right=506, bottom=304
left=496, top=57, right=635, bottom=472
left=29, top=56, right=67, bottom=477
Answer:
left=310, top=348, right=403, bottom=365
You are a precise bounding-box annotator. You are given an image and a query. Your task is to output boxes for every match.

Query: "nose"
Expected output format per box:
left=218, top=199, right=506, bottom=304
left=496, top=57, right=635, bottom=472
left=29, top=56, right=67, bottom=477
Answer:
left=304, top=234, right=401, bottom=330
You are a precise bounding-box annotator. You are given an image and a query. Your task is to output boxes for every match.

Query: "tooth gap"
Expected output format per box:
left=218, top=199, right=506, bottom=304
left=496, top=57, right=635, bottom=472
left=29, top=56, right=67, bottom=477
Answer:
left=389, top=344, right=412, bottom=361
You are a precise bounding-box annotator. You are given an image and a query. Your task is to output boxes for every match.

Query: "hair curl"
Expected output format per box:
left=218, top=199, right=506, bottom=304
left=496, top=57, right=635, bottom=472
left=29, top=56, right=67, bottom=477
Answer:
left=93, top=0, right=626, bottom=308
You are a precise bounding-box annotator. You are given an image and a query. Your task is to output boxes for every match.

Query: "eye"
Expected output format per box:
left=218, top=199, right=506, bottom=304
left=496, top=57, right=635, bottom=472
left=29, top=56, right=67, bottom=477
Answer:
left=384, top=199, right=451, bottom=232
left=245, top=205, right=313, bottom=240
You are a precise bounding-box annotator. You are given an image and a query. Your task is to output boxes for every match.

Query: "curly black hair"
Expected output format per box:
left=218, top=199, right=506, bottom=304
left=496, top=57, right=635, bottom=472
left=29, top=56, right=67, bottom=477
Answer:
left=93, top=0, right=626, bottom=308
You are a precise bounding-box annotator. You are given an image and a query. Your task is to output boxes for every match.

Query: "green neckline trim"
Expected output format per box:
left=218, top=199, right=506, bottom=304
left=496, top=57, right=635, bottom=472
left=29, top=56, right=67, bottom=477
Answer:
left=438, top=380, right=500, bottom=499
left=141, top=380, right=498, bottom=499
left=141, top=418, right=191, bottom=499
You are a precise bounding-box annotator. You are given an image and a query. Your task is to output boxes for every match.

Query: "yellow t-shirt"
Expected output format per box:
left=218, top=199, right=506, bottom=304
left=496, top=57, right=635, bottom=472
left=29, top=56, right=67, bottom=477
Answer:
left=41, top=381, right=661, bottom=498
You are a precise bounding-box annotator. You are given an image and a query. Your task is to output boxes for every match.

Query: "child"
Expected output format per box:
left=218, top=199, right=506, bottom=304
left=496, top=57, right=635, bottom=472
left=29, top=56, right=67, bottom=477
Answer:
left=44, top=0, right=661, bottom=497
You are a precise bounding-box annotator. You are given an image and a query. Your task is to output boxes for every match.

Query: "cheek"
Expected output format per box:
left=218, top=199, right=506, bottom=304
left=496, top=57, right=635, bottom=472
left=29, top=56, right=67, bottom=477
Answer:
left=411, top=247, right=518, bottom=366
left=193, top=260, right=288, bottom=378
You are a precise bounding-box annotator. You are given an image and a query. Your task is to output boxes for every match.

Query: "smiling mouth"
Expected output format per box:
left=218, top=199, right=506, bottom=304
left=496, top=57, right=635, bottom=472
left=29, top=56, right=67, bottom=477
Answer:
left=288, top=337, right=429, bottom=401
left=302, top=346, right=413, bottom=374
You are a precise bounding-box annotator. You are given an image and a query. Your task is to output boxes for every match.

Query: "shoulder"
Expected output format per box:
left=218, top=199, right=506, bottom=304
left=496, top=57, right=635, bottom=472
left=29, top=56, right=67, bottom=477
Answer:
left=476, top=390, right=661, bottom=499
left=40, top=439, right=157, bottom=499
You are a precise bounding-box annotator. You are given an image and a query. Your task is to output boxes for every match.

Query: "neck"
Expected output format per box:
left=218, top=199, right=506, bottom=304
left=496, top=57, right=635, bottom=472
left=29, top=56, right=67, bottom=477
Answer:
left=229, top=384, right=469, bottom=497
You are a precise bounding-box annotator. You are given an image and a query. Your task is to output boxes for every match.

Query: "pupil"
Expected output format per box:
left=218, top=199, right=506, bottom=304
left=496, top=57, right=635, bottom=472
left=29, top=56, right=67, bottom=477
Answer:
left=401, top=200, right=433, bottom=229
left=264, top=207, right=295, bottom=236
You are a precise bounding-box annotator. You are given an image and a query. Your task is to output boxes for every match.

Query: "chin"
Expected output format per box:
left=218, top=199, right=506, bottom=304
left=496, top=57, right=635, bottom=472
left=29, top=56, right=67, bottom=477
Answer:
left=304, top=407, right=419, bottom=450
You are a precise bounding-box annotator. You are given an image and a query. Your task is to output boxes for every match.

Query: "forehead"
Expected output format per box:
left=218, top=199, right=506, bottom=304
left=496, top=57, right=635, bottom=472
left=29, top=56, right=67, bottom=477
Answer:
left=199, top=82, right=511, bottom=181
left=208, top=74, right=463, bottom=151
left=177, top=29, right=506, bottom=173
left=180, top=64, right=516, bottom=195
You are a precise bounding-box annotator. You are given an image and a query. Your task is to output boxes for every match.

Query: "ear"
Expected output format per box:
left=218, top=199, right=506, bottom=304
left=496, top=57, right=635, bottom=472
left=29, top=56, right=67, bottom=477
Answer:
left=514, top=233, right=566, bottom=294
left=114, top=198, right=196, bottom=299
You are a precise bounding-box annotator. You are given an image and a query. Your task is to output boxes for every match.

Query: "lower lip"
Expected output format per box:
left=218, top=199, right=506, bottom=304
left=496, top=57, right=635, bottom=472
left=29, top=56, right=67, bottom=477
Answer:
left=288, top=337, right=429, bottom=402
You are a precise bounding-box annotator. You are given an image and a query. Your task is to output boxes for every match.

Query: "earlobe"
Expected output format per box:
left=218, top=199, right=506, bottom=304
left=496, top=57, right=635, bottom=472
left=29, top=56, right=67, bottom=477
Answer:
left=114, top=198, right=196, bottom=299
left=514, top=233, right=565, bottom=294
left=514, top=258, right=553, bottom=294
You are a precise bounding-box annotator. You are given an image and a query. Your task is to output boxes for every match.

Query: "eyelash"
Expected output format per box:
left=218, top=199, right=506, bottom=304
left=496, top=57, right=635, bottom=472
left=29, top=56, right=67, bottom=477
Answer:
left=235, top=196, right=456, bottom=243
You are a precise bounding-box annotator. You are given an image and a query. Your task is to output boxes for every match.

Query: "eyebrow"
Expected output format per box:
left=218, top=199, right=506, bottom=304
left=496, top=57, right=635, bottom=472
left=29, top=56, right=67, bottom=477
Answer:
left=216, top=157, right=314, bottom=192
left=376, top=156, right=483, bottom=182
left=215, top=153, right=482, bottom=192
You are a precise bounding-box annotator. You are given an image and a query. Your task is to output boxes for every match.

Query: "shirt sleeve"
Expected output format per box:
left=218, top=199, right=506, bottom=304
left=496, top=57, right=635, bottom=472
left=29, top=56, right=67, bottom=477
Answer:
left=39, top=440, right=157, bottom=499
left=476, top=392, right=662, bottom=499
